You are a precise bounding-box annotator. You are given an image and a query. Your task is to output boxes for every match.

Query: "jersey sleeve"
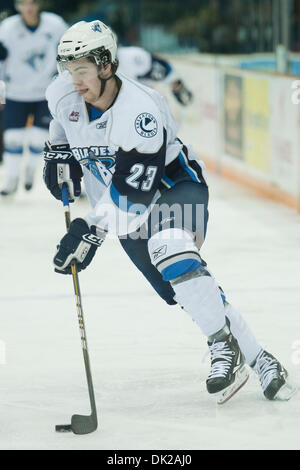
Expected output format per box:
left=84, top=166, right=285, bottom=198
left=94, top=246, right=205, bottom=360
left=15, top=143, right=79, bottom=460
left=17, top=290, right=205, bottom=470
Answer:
left=45, top=74, right=72, bottom=118
left=138, top=54, right=173, bottom=82
left=45, top=78, right=57, bottom=117
left=117, top=47, right=152, bottom=81
left=45, top=75, right=70, bottom=143
left=49, top=118, right=68, bottom=145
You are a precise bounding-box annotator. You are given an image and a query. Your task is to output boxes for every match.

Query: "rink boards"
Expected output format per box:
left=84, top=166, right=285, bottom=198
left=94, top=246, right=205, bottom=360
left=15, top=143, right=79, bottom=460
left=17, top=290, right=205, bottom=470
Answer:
left=159, top=56, right=300, bottom=212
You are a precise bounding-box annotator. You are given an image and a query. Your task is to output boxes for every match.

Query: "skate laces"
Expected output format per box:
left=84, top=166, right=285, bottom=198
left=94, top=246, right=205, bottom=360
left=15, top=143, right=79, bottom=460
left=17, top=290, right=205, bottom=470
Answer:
left=207, top=341, right=235, bottom=379
left=254, top=353, right=279, bottom=391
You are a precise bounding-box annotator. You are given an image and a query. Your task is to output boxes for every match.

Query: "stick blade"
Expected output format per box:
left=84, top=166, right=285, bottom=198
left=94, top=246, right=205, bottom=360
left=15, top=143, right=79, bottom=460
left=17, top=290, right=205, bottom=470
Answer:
left=71, top=413, right=98, bottom=435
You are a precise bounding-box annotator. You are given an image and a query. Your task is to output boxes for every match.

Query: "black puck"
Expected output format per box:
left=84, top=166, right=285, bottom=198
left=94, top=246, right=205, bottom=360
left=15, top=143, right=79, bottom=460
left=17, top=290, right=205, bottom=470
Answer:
left=55, top=424, right=72, bottom=432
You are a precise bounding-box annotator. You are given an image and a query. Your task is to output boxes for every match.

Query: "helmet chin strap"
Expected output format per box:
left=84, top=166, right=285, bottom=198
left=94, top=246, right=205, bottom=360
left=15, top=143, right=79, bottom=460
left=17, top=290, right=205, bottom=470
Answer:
left=98, top=73, right=114, bottom=97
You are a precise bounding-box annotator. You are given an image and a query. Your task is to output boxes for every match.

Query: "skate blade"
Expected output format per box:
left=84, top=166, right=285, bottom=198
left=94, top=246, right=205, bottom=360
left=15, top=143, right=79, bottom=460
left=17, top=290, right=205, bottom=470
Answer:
left=274, top=380, right=298, bottom=401
left=217, top=366, right=249, bottom=405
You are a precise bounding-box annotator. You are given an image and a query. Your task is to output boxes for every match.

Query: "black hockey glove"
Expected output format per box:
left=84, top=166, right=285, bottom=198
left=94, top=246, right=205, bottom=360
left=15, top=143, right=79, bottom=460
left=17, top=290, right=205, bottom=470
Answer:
left=54, top=218, right=106, bottom=275
left=171, top=80, right=193, bottom=106
left=43, top=141, right=83, bottom=202
left=0, top=42, right=8, bottom=61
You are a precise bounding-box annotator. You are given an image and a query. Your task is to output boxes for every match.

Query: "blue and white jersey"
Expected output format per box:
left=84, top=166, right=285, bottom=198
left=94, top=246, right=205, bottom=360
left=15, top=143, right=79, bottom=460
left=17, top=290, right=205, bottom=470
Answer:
left=0, top=12, right=67, bottom=101
left=46, top=73, right=204, bottom=236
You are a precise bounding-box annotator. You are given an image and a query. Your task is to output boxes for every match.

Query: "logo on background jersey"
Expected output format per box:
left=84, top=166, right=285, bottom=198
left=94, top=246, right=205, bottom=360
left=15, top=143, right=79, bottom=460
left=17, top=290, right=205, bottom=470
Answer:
left=135, top=113, right=158, bottom=138
left=25, top=52, right=45, bottom=70
left=69, top=111, right=79, bottom=122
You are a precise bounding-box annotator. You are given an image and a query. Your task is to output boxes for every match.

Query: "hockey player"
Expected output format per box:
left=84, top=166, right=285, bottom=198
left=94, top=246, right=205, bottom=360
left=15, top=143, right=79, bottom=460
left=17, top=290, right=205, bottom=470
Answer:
left=117, top=45, right=193, bottom=107
left=0, top=0, right=67, bottom=195
left=43, top=20, right=297, bottom=404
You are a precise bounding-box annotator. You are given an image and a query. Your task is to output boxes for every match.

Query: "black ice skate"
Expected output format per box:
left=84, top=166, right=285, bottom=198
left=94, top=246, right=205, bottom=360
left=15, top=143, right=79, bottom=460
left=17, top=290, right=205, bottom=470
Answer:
left=24, top=182, right=33, bottom=191
left=206, top=324, right=249, bottom=404
left=252, top=349, right=298, bottom=401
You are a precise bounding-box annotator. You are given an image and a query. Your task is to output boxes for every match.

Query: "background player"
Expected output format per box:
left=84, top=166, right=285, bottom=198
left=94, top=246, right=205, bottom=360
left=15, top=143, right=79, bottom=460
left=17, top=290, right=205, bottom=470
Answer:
left=43, top=20, right=297, bottom=404
left=0, top=0, right=67, bottom=195
left=117, top=45, right=193, bottom=107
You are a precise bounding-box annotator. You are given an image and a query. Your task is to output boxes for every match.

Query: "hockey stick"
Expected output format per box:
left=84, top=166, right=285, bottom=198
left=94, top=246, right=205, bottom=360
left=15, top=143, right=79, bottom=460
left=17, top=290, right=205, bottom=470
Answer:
left=55, top=184, right=98, bottom=435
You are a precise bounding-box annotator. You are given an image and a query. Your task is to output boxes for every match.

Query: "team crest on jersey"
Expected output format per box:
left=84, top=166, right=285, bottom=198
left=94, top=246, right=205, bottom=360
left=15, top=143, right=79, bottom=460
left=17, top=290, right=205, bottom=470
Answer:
left=69, top=111, right=80, bottom=122
left=72, top=146, right=115, bottom=186
left=135, top=113, right=158, bottom=138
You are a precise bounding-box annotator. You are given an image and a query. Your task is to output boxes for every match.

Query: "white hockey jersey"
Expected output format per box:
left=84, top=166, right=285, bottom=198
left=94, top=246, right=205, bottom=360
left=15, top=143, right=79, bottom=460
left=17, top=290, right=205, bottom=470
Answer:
left=46, top=73, right=204, bottom=236
left=0, top=13, right=67, bottom=101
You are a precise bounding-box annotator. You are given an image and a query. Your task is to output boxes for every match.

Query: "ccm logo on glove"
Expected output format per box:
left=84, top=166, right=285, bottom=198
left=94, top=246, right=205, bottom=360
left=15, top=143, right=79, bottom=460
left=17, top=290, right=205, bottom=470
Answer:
left=82, top=233, right=103, bottom=246
left=43, top=141, right=83, bottom=202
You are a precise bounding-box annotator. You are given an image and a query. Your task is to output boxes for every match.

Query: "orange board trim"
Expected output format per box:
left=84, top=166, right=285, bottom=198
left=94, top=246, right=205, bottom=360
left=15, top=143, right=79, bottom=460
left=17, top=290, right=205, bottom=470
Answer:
left=201, top=155, right=300, bottom=212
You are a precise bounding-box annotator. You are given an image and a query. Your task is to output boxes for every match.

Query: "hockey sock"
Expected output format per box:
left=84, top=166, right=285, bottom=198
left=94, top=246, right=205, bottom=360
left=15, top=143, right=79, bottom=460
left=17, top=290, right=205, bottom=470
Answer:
left=1, top=152, right=22, bottom=190
left=173, top=273, right=227, bottom=337
left=224, top=302, right=262, bottom=365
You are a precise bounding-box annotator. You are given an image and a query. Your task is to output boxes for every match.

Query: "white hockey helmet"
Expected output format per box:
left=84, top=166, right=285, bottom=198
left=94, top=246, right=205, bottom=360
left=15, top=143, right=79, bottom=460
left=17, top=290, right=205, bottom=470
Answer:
left=57, top=20, right=118, bottom=74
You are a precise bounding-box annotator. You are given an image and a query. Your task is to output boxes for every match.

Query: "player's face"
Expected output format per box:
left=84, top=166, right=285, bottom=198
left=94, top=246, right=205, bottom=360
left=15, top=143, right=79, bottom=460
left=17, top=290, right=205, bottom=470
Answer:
left=18, top=0, right=39, bottom=21
left=66, top=59, right=101, bottom=103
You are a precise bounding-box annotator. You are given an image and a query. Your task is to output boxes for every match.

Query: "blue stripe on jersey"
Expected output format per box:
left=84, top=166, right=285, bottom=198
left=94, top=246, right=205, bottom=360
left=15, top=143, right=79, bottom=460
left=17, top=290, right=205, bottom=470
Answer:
left=178, top=152, right=200, bottom=183
left=5, top=146, right=23, bottom=154
left=161, top=259, right=202, bottom=282
left=110, top=183, right=148, bottom=215
left=161, top=173, right=175, bottom=188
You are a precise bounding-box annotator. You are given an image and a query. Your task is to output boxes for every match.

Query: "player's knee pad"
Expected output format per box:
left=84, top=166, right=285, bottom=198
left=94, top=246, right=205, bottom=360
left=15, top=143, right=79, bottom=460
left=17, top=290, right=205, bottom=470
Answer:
left=3, top=128, right=26, bottom=154
left=28, top=126, right=49, bottom=154
left=148, top=228, right=226, bottom=335
left=148, top=227, right=206, bottom=282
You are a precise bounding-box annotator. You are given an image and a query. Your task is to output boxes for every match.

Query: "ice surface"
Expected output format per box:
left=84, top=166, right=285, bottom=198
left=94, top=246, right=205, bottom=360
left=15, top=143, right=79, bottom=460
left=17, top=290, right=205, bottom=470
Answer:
left=0, top=162, right=299, bottom=450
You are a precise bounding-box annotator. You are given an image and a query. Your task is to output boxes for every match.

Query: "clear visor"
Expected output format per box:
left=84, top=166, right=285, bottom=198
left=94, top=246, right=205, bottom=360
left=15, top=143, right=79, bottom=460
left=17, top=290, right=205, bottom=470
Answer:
left=57, top=57, right=100, bottom=83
